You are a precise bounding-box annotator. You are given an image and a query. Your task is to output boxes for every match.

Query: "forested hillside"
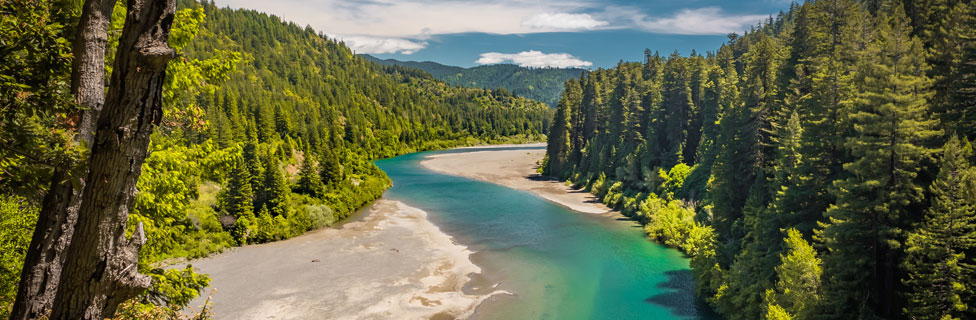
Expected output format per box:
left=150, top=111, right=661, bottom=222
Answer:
left=544, top=0, right=976, bottom=319
left=364, top=55, right=583, bottom=106
left=362, top=55, right=464, bottom=79
left=0, top=0, right=550, bottom=316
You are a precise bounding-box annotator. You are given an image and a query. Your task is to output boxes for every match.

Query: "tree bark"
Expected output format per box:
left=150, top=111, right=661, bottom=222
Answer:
left=11, top=0, right=117, bottom=318
left=48, top=0, right=176, bottom=318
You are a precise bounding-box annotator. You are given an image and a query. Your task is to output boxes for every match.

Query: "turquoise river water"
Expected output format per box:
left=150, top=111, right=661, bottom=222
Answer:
left=374, top=146, right=717, bottom=320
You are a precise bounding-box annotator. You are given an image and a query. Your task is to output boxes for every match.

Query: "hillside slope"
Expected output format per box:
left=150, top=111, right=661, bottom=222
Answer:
left=0, top=1, right=553, bottom=314
left=364, top=55, right=584, bottom=106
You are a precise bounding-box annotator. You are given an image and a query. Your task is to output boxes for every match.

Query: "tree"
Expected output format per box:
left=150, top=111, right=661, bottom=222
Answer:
left=769, top=111, right=807, bottom=231
left=12, top=0, right=119, bottom=316
left=319, top=150, right=342, bottom=186
left=785, top=0, right=867, bottom=235
left=259, top=154, right=290, bottom=217
left=295, top=152, right=325, bottom=196
left=242, top=141, right=265, bottom=191
left=926, top=1, right=976, bottom=140
left=660, top=52, right=694, bottom=167
left=820, top=6, right=941, bottom=318
left=544, top=80, right=576, bottom=178
left=902, top=136, right=976, bottom=320
left=708, top=46, right=748, bottom=245
left=766, top=229, right=822, bottom=320
left=47, top=0, right=178, bottom=317
left=223, top=155, right=254, bottom=219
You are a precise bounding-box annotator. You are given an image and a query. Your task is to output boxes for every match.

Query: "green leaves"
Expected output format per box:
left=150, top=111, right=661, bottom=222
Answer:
left=0, top=196, right=37, bottom=317
left=0, top=0, right=76, bottom=197
left=169, top=8, right=204, bottom=52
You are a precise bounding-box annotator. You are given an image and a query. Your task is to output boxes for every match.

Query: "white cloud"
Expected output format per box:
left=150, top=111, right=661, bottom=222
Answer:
left=476, top=51, right=592, bottom=68
left=339, top=35, right=427, bottom=55
left=632, top=7, right=767, bottom=35
left=215, top=0, right=590, bottom=38
left=212, top=0, right=775, bottom=58
left=522, top=13, right=608, bottom=31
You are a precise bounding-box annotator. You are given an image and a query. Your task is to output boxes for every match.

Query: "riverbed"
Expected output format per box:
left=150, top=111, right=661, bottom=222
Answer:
left=183, top=145, right=714, bottom=319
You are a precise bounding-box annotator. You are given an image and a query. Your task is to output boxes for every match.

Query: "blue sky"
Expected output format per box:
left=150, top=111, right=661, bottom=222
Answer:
left=214, top=0, right=796, bottom=69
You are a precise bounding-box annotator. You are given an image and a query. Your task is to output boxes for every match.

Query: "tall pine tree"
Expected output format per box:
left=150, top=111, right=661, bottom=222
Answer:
left=820, top=5, right=941, bottom=317
left=902, top=136, right=976, bottom=320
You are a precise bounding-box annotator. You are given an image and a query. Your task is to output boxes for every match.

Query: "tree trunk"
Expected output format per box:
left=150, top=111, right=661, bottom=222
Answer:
left=11, top=0, right=117, bottom=318
left=48, top=0, right=176, bottom=318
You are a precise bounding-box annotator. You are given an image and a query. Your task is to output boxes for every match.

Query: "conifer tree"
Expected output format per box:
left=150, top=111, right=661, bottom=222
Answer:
left=545, top=81, right=575, bottom=178
left=319, top=150, right=343, bottom=186
left=786, top=0, right=867, bottom=233
left=296, top=152, right=325, bottom=196
left=770, top=111, right=807, bottom=230
left=581, top=73, right=603, bottom=143
left=766, top=228, right=822, bottom=320
left=243, top=141, right=265, bottom=191
left=567, top=77, right=586, bottom=167
left=223, top=155, right=254, bottom=219
left=661, top=52, right=694, bottom=167
left=820, top=5, right=941, bottom=317
left=602, top=68, right=633, bottom=176
left=924, top=1, right=976, bottom=139
left=617, top=68, right=644, bottom=181
left=259, top=154, right=290, bottom=217
left=642, top=52, right=666, bottom=169
left=708, top=46, right=747, bottom=245
left=741, top=33, right=782, bottom=178
left=902, top=136, right=976, bottom=320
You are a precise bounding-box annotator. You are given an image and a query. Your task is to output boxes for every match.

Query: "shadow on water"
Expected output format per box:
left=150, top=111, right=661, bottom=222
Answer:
left=644, top=270, right=722, bottom=320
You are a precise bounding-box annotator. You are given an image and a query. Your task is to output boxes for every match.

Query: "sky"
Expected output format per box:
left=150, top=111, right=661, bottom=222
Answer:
left=213, top=0, right=797, bottom=69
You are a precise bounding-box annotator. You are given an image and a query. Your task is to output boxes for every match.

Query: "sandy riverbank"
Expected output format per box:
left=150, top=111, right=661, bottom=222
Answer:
left=181, top=199, right=501, bottom=320
left=420, top=144, right=611, bottom=215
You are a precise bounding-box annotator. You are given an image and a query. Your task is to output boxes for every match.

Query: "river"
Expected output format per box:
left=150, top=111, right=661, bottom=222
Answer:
left=376, top=146, right=716, bottom=320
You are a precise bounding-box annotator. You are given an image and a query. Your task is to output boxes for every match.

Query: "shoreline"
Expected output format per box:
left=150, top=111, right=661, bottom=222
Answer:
left=181, top=199, right=500, bottom=319
left=420, top=146, right=612, bottom=215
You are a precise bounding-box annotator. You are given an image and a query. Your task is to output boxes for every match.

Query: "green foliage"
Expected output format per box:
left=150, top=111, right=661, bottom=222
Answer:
left=765, top=302, right=794, bottom=320
left=220, top=155, right=254, bottom=220
left=0, top=0, right=76, bottom=198
left=658, top=163, right=691, bottom=197
left=819, top=5, right=941, bottom=317
left=542, top=0, right=976, bottom=318
left=2, top=0, right=553, bottom=316
left=0, top=196, right=37, bottom=318
left=295, top=153, right=325, bottom=197
left=146, top=266, right=211, bottom=308
left=766, top=229, right=821, bottom=320
left=364, top=56, right=583, bottom=107
left=544, top=80, right=579, bottom=177
left=643, top=198, right=699, bottom=251
left=901, top=136, right=976, bottom=320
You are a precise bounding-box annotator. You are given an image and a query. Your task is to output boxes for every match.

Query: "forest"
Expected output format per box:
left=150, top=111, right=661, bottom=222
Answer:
left=0, top=0, right=550, bottom=317
left=543, top=0, right=976, bottom=319
left=364, top=55, right=584, bottom=107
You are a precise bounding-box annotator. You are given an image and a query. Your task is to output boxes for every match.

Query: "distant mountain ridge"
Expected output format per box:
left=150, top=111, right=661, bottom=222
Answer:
left=362, top=55, right=585, bottom=106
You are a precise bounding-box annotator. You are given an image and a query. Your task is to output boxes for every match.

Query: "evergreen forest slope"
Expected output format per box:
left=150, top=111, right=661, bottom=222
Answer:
left=363, top=55, right=584, bottom=107
left=544, top=1, right=976, bottom=319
